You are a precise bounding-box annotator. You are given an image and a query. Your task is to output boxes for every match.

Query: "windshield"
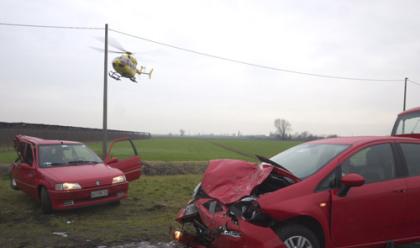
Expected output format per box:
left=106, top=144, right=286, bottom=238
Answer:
left=270, top=143, right=350, bottom=178
left=39, top=144, right=102, bottom=168
left=394, top=113, right=420, bottom=135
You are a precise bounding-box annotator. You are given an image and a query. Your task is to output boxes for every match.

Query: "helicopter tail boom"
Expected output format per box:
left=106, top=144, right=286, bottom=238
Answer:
left=137, top=66, right=153, bottom=79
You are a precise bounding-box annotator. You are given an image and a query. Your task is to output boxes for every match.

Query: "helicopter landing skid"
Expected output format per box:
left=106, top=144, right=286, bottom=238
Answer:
left=108, top=71, right=121, bottom=80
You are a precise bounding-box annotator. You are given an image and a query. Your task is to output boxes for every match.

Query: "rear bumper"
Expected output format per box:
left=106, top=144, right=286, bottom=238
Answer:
left=48, top=182, right=128, bottom=210
left=175, top=199, right=286, bottom=248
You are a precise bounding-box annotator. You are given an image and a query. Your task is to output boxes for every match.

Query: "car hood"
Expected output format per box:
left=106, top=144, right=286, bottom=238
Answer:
left=40, top=163, right=123, bottom=188
left=201, top=159, right=298, bottom=205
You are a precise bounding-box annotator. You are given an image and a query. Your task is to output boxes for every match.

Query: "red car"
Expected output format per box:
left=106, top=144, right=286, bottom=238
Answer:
left=392, top=106, right=420, bottom=139
left=174, top=107, right=420, bottom=248
left=9, top=135, right=142, bottom=213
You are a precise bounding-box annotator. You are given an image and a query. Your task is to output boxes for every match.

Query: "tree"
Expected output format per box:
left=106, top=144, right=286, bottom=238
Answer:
left=179, top=129, right=185, bottom=136
left=274, top=119, right=291, bottom=140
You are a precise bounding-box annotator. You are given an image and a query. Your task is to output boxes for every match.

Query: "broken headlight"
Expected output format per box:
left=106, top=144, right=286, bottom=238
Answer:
left=229, top=197, right=271, bottom=226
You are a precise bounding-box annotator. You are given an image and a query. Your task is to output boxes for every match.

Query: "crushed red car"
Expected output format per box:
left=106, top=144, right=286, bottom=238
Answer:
left=174, top=107, right=420, bottom=248
left=9, top=135, right=142, bottom=213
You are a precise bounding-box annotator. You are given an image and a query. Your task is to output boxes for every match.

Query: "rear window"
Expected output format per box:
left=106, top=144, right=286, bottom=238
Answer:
left=400, top=143, right=420, bottom=177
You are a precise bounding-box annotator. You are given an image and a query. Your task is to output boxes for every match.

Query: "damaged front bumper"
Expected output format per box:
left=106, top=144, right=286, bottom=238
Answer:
left=174, top=198, right=286, bottom=248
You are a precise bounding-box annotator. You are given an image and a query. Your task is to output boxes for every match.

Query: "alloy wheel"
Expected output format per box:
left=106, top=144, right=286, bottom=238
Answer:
left=284, top=235, right=313, bottom=248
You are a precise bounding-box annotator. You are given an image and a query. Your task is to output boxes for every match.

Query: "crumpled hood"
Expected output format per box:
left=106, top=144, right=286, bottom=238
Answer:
left=40, top=164, right=123, bottom=188
left=201, top=159, right=274, bottom=205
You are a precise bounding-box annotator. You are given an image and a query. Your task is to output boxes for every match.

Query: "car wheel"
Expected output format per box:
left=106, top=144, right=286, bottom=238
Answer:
left=10, top=177, right=19, bottom=190
left=40, top=187, right=53, bottom=214
left=278, top=224, right=320, bottom=248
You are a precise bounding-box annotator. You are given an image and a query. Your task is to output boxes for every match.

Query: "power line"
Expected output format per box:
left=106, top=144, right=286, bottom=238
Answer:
left=0, top=22, right=411, bottom=83
left=0, top=22, right=102, bottom=30
left=110, top=28, right=402, bottom=82
left=408, top=79, right=420, bottom=87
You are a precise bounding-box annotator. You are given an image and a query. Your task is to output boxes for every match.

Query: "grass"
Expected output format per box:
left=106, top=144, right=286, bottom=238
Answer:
left=0, top=174, right=201, bottom=248
left=0, top=137, right=300, bottom=164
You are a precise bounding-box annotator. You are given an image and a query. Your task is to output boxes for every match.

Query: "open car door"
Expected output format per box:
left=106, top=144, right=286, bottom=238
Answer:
left=105, top=137, right=142, bottom=182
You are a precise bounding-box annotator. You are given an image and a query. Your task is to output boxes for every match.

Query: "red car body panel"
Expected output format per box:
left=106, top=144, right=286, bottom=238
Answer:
left=202, top=160, right=273, bottom=205
left=10, top=135, right=142, bottom=211
left=176, top=136, right=420, bottom=248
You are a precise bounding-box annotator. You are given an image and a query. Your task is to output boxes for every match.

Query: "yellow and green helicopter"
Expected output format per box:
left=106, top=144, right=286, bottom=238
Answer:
left=93, top=39, right=153, bottom=83
left=109, top=51, right=153, bottom=83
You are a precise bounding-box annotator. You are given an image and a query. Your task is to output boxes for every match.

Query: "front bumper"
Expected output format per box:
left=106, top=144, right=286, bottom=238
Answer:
left=48, top=182, right=128, bottom=210
left=175, top=198, right=286, bottom=248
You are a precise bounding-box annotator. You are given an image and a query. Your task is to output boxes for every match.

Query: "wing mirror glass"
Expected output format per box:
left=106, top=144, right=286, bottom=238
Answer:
left=338, top=173, right=365, bottom=197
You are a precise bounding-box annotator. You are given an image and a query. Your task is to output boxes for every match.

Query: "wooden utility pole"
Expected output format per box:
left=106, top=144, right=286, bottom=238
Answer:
left=102, top=24, right=108, bottom=159
left=403, top=77, right=408, bottom=111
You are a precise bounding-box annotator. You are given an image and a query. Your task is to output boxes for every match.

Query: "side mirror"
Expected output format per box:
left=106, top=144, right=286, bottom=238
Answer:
left=338, top=173, right=365, bottom=197
left=106, top=157, right=119, bottom=164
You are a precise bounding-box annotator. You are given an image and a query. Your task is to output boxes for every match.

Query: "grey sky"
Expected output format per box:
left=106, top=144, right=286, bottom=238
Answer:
left=1, top=0, right=420, bottom=136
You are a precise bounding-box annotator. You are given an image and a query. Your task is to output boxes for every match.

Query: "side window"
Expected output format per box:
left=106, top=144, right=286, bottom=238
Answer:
left=22, top=143, right=34, bottom=165
left=342, top=144, right=396, bottom=184
left=400, top=143, right=420, bottom=177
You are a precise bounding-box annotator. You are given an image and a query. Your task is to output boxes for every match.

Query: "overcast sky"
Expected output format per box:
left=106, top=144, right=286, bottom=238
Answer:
left=1, top=0, right=420, bottom=136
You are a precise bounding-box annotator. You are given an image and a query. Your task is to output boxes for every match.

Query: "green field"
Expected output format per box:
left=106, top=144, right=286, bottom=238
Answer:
left=0, top=137, right=299, bottom=164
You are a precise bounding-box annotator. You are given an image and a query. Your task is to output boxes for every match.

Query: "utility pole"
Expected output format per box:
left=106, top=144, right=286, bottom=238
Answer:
left=102, top=23, right=108, bottom=159
left=403, top=77, right=408, bottom=111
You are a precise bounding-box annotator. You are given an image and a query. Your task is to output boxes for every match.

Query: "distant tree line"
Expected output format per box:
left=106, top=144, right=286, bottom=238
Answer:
left=271, top=118, right=337, bottom=141
left=0, top=122, right=151, bottom=148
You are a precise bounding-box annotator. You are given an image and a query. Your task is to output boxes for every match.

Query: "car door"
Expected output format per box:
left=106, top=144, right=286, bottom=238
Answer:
left=331, top=143, right=407, bottom=247
left=398, top=142, right=420, bottom=238
left=105, top=138, right=142, bottom=181
left=14, top=141, right=38, bottom=197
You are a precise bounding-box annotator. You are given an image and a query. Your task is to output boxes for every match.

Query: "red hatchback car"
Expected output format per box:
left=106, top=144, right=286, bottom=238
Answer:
left=174, top=108, right=420, bottom=248
left=9, top=135, right=142, bottom=213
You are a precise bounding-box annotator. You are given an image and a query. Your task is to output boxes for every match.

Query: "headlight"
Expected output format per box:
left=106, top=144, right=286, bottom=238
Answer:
left=192, top=182, right=201, bottom=198
left=112, top=175, right=126, bottom=184
left=55, top=183, right=82, bottom=190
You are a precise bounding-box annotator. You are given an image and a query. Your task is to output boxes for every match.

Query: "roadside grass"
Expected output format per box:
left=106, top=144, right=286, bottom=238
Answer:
left=0, top=174, right=201, bottom=248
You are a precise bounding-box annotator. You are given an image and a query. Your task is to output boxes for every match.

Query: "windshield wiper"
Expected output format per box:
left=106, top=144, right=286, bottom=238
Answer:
left=256, top=154, right=291, bottom=173
left=67, top=160, right=99, bottom=165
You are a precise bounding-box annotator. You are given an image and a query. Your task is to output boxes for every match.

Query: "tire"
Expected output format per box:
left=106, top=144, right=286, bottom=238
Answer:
left=40, top=187, right=53, bottom=214
left=10, top=177, right=19, bottom=190
left=278, top=224, right=321, bottom=248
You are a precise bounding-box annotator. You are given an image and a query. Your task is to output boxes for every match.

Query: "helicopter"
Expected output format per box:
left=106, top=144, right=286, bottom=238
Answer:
left=93, top=39, right=153, bottom=83
left=109, top=51, right=153, bottom=83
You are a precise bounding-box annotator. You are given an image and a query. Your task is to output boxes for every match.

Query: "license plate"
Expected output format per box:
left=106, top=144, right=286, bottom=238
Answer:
left=91, top=189, right=108, bottom=198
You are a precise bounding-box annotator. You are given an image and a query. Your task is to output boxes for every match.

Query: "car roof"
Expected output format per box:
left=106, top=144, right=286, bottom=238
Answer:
left=16, top=135, right=81, bottom=145
left=308, top=136, right=420, bottom=146
left=398, top=106, right=420, bottom=116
